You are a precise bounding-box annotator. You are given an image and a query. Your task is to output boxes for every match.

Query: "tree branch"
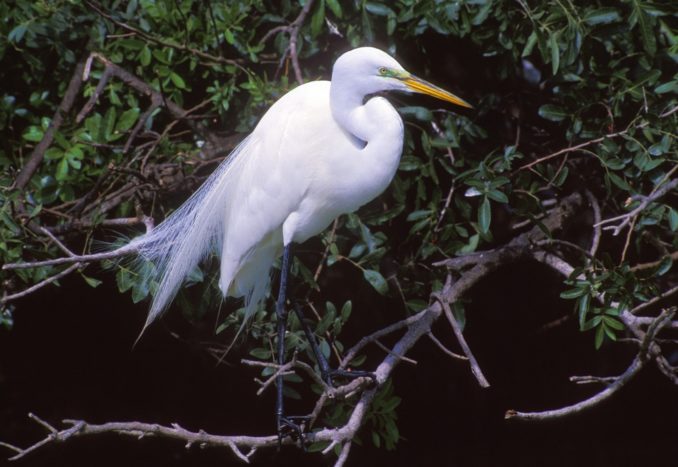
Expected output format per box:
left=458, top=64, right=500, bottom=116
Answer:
left=595, top=178, right=678, bottom=236
left=434, top=289, right=490, bottom=387
left=13, top=57, right=87, bottom=190
left=505, top=309, right=674, bottom=421
left=259, top=0, right=315, bottom=84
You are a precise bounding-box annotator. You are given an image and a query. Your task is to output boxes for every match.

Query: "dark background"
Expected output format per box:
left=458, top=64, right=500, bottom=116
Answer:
left=2, top=259, right=676, bottom=466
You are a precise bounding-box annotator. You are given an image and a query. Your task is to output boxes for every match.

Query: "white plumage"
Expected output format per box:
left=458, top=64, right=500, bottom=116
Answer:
left=128, top=47, right=471, bottom=331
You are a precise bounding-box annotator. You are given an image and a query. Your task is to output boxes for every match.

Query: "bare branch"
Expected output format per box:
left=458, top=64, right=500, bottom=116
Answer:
left=516, top=128, right=631, bottom=173
left=629, top=283, right=678, bottom=316
left=1, top=263, right=82, bottom=304
left=3, top=245, right=135, bottom=271
left=569, top=375, right=617, bottom=385
left=506, top=310, right=674, bottom=421
left=38, top=226, right=76, bottom=257
left=584, top=190, right=601, bottom=258
left=434, top=292, right=490, bottom=388
left=505, top=356, right=644, bottom=421
left=75, top=66, right=113, bottom=123
left=258, top=0, right=315, bottom=84
left=333, top=440, right=352, bottom=467
left=630, top=250, right=678, bottom=272
left=596, top=178, right=678, bottom=236
left=427, top=332, right=468, bottom=361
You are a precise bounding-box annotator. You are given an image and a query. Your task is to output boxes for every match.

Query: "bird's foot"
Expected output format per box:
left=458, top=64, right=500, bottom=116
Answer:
left=277, top=414, right=312, bottom=449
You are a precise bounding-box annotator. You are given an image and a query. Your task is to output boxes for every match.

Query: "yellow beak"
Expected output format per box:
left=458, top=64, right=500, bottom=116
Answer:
left=403, top=75, right=473, bottom=109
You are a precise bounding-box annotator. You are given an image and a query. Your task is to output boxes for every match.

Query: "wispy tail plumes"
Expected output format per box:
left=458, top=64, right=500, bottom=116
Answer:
left=129, top=137, right=252, bottom=334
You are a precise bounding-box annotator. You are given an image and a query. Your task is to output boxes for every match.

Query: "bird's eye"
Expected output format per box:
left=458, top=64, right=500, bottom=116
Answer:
left=378, top=67, right=389, bottom=76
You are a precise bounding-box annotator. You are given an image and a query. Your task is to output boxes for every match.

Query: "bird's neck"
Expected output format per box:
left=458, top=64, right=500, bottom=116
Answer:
left=330, top=82, right=379, bottom=143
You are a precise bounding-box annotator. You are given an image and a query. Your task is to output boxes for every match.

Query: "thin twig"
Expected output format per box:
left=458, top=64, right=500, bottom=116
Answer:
left=86, top=1, right=245, bottom=70
left=1, top=263, right=82, bottom=304
left=258, top=0, right=315, bottom=84
left=427, top=332, right=468, bottom=361
left=3, top=246, right=135, bottom=270
left=506, top=310, right=674, bottom=421
left=584, top=190, right=601, bottom=258
left=596, top=178, right=678, bottom=236
left=434, top=293, right=490, bottom=388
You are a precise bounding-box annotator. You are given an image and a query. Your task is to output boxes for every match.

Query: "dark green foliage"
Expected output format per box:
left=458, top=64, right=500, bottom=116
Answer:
left=2, top=0, right=677, bottom=454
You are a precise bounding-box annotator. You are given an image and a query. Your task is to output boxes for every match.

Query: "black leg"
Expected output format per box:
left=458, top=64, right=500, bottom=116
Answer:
left=274, top=246, right=373, bottom=447
left=275, top=245, right=309, bottom=447
left=275, top=244, right=291, bottom=444
left=292, top=304, right=376, bottom=386
left=293, top=304, right=331, bottom=384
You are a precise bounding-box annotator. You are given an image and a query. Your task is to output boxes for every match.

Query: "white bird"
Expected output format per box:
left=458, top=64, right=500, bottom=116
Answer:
left=127, top=46, right=471, bottom=438
left=130, top=47, right=471, bottom=333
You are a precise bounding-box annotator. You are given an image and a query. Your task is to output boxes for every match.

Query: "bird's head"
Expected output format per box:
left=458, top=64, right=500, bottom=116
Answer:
left=332, top=47, right=472, bottom=109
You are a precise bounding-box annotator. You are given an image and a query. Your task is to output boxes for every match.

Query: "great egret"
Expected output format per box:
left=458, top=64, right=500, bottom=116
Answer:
left=128, top=46, right=471, bottom=438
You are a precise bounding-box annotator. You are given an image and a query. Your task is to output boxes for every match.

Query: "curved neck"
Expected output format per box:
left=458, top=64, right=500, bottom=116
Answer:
left=330, top=80, right=378, bottom=143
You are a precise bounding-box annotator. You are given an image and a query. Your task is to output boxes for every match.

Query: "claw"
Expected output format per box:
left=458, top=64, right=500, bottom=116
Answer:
left=277, top=415, right=311, bottom=449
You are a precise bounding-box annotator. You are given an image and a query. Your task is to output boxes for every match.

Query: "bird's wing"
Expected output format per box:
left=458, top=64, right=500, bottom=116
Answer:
left=218, top=81, right=338, bottom=293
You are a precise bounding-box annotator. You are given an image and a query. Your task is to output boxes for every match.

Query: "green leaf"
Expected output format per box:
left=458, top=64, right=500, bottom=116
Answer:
left=655, top=256, right=673, bottom=276
left=307, top=441, right=331, bottom=453
left=553, top=166, right=569, bottom=187
left=8, top=24, right=28, bottom=43
left=365, top=2, right=394, bottom=16
left=608, top=173, right=631, bottom=191
left=584, top=8, right=621, bottom=26
left=654, top=81, right=678, bottom=94
left=55, top=158, right=69, bottom=181
left=459, top=234, right=479, bottom=254
left=102, top=107, right=117, bottom=142
left=140, top=45, right=152, bottom=66
left=399, top=106, right=433, bottom=122
left=548, top=33, right=560, bottom=75
left=311, top=0, right=325, bottom=37
left=340, top=300, right=352, bottom=322
left=249, top=347, right=271, bottom=359
left=668, top=207, right=678, bottom=231
left=45, top=147, right=64, bottom=160
left=631, top=0, right=656, bottom=56
left=363, top=269, right=388, bottom=295
left=22, top=126, right=44, bottom=142
left=602, top=315, right=624, bottom=331
left=326, top=0, right=342, bottom=18
left=478, top=197, right=491, bottom=234
left=406, top=210, right=431, bottom=221
left=594, top=324, right=605, bottom=349
left=82, top=274, right=102, bottom=288
left=372, top=431, right=381, bottom=448
left=522, top=31, right=538, bottom=57
left=472, top=2, right=492, bottom=26
left=116, top=108, right=140, bottom=133
left=538, top=104, right=568, bottom=122
left=169, top=72, right=186, bottom=89
left=487, top=189, right=508, bottom=203
left=116, top=268, right=135, bottom=293
left=560, top=287, right=587, bottom=299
